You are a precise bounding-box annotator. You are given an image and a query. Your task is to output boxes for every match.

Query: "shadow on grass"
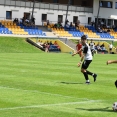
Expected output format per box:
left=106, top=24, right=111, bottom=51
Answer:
left=60, top=82, right=84, bottom=84
left=76, top=107, right=115, bottom=112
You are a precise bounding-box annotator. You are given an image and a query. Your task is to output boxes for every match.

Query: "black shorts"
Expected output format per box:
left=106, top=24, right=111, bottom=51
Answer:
left=81, top=60, right=92, bottom=69
left=91, top=49, right=94, bottom=52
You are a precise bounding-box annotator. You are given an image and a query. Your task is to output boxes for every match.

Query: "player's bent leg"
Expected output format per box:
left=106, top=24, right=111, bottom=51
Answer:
left=86, top=70, right=97, bottom=82
left=81, top=68, right=86, bottom=73
left=81, top=68, right=90, bottom=84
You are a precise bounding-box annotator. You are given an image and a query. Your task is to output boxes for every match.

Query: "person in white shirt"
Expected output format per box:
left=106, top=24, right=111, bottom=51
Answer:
left=72, top=35, right=97, bottom=84
left=109, top=43, right=113, bottom=54
left=89, top=39, right=95, bottom=56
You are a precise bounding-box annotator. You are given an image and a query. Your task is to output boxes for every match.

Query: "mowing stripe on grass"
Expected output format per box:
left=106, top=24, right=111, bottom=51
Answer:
left=0, top=86, right=88, bottom=100
left=0, top=100, right=102, bottom=111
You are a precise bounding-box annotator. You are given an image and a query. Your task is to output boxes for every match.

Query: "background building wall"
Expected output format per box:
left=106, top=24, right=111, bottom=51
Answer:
left=0, top=5, right=93, bottom=25
left=93, top=0, right=117, bottom=20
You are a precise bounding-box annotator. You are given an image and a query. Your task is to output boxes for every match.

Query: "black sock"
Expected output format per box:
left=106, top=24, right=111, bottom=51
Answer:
left=83, top=72, right=89, bottom=80
left=87, top=70, right=93, bottom=76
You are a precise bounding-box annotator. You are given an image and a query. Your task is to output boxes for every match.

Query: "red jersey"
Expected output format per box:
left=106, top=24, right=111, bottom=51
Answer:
left=76, top=43, right=82, bottom=51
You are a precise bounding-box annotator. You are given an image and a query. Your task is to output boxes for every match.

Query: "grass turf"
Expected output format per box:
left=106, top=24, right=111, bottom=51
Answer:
left=0, top=37, right=42, bottom=53
left=0, top=53, right=117, bottom=117
left=0, top=37, right=116, bottom=117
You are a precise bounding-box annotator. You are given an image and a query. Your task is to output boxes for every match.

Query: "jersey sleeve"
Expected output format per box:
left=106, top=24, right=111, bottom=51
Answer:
left=83, top=46, right=88, bottom=54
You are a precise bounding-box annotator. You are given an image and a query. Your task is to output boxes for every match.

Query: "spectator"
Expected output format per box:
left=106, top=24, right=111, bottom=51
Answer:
left=101, top=46, right=107, bottom=53
left=32, top=17, right=35, bottom=25
left=65, top=22, right=70, bottom=29
left=58, top=22, right=63, bottom=29
left=20, top=18, right=23, bottom=24
left=54, top=41, right=58, bottom=45
left=70, top=22, right=74, bottom=28
left=53, top=23, right=57, bottom=29
left=54, top=41, right=60, bottom=51
left=22, top=16, right=25, bottom=23
left=45, top=43, right=50, bottom=52
left=65, top=19, right=69, bottom=25
left=91, top=21, right=95, bottom=27
left=107, top=28, right=110, bottom=33
left=97, top=26, right=103, bottom=33
left=89, top=39, right=95, bottom=56
left=49, top=41, right=53, bottom=45
left=37, top=40, right=43, bottom=48
left=100, top=43, right=107, bottom=52
left=13, top=18, right=19, bottom=24
left=75, top=20, right=80, bottom=29
left=47, top=20, right=50, bottom=26
left=95, top=43, right=102, bottom=52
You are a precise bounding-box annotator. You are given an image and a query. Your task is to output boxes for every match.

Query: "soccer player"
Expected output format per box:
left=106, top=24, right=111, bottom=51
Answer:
left=109, top=43, right=113, bottom=54
left=76, top=40, right=82, bottom=57
left=89, top=39, right=95, bottom=56
left=72, top=35, right=97, bottom=84
left=107, top=60, right=117, bottom=88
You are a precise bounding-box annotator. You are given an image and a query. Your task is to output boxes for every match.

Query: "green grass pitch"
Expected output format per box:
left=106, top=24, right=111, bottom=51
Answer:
left=0, top=37, right=117, bottom=117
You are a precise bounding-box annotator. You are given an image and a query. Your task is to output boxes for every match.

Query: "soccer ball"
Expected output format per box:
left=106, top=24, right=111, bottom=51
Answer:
left=112, top=102, right=117, bottom=111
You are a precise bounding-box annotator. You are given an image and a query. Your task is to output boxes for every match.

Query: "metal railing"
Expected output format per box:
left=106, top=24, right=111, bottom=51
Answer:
left=0, top=0, right=93, bottom=13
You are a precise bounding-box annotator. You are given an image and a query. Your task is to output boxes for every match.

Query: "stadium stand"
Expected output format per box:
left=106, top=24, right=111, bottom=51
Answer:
left=0, top=21, right=12, bottom=34
left=76, top=25, right=100, bottom=38
left=0, top=20, right=28, bottom=35
left=52, top=28, right=72, bottom=37
left=18, top=23, right=46, bottom=36
left=46, top=23, right=116, bottom=39
left=85, top=26, right=115, bottom=39
left=0, top=20, right=46, bottom=36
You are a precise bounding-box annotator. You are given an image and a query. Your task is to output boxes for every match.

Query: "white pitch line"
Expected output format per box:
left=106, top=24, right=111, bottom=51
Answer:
left=0, top=86, right=88, bottom=100
left=0, top=100, right=101, bottom=111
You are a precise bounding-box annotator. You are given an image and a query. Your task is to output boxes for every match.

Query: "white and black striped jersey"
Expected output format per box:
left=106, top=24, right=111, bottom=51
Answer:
left=82, top=43, right=92, bottom=60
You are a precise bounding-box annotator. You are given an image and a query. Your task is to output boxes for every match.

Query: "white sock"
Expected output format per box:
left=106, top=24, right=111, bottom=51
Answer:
left=86, top=80, right=90, bottom=82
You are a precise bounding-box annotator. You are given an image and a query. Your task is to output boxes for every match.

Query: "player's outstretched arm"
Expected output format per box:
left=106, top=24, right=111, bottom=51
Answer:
left=107, top=60, right=117, bottom=65
left=72, top=48, right=82, bottom=56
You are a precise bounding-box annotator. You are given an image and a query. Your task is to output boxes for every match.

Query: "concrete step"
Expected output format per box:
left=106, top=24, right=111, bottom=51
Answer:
left=45, top=32, right=58, bottom=37
left=59, top=38, right=76, bottom=50
left=38, top=26, right=49, bottom=32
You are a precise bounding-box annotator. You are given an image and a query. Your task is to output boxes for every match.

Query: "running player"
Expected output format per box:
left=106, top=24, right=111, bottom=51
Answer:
left=107, top=60, right=117, bottom=88
left=76, top=40, right=82, bottom=57
left=72, top=35, right=97, bottom=84
left=89, top=39, right=95, bottom=56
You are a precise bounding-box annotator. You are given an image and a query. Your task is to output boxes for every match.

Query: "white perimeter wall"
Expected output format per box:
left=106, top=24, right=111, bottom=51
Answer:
left=93, top=0, right=117, bottom=20
left=0, top=5, right=93, bottom=26
left=1, top=0, right=117, bottom=25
